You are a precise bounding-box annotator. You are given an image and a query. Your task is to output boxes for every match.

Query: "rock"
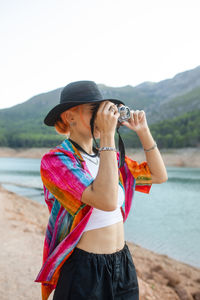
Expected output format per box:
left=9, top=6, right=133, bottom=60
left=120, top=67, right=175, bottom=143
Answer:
left=152, top=271, right=169, bottom=285
left=174, top=285, right=193, bottom=300
left=143, top=271, right=154, bottom=280
left=180, top=270, right=192, bottom=277
left=150, top=264, right=163, bottom=272
left=192, top=291, right=200, bottom=300
left=159, top=269, right=181, bottom=287
left=195, top=278, right=200, bottom=284
left=138, top=279, right=157, bottom=300
left=23, top=227, right=31, bottom=232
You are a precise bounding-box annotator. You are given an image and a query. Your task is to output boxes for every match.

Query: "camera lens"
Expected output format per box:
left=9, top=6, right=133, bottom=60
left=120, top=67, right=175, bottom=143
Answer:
left=118, top=105, right=131, bottom=123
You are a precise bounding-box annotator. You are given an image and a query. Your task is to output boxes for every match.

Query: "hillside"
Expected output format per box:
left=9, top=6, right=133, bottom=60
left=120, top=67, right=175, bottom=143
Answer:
left=117, top=110, right=199, bottom=149
left=0, top=65, right=200, bottom=148
left=99, top=65, right=200, bottom=121
left=148, top=85, right=200, bottom=123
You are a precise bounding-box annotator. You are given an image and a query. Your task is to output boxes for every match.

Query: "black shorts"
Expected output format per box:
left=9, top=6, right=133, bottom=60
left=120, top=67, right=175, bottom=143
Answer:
left=53, top=241, right=139, bottom=300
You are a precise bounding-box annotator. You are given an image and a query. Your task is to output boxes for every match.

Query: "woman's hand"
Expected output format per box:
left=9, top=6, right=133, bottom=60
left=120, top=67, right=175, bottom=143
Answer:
left=95, top=101, right=120, bottom=135
left=121, top=109, right=149, bottom=133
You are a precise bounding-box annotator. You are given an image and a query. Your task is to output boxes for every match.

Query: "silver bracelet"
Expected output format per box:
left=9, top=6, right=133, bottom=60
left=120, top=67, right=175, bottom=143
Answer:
left=98, top=147, right=117, bottom=152
left=143, top=142, right=157, bottom=152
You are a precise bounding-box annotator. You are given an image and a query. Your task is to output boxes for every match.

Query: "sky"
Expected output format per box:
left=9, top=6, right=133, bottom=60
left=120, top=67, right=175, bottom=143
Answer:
left=0, top=0, right=200, bottom=109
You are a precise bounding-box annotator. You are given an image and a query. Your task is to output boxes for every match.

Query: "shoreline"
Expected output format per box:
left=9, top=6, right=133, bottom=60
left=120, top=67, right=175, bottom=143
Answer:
left=1, top=185, right=200, bottom=300
left=0, top=147, right=200, bottom=167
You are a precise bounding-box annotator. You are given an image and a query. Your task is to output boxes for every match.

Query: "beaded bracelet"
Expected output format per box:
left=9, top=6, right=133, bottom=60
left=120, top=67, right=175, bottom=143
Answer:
left=143, top=142, right=157, bottom=152
left=98, top=147, right=117, bottom=152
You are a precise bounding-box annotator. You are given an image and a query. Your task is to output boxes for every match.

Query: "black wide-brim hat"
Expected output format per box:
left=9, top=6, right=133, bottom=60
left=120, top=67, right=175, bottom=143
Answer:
left=44, top=80, right=125, bottom=126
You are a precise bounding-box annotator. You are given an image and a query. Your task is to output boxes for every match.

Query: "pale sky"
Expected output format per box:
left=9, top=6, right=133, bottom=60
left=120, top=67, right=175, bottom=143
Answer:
left=0, top=0, right=200, bottom=109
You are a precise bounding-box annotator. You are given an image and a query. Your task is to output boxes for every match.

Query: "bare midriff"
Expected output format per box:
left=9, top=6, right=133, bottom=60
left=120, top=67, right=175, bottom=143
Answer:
left=76, top=220, right=125, bottom=254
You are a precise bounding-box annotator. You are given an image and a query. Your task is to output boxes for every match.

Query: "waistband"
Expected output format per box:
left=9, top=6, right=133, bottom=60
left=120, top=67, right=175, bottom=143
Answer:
left=73, top=241, right=128, bottom=259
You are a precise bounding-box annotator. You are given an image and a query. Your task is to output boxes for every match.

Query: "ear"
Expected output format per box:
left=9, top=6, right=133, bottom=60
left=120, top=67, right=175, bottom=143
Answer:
left=63, top=110, right=75, bottom=123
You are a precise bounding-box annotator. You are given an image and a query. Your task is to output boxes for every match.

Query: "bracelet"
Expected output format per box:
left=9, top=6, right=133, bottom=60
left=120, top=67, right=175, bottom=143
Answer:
left=98, top=147, right=117, bottom=152
left=143, top=142, right=157, bottom=152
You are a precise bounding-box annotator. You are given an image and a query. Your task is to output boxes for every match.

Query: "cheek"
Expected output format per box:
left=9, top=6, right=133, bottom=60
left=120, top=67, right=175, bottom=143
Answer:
left=79, top=108, right=91, bottom=130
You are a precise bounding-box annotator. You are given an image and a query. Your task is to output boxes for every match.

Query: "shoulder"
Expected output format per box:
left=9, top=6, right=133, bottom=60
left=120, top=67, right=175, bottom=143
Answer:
left=41, top=146, right=77, bottom=168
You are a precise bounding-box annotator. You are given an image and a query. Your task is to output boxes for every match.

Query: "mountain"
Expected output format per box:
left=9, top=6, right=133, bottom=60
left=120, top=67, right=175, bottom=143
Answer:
left=148, top=85, right=200, bottom=123
left=0, top=65, right=200, bottom=148
left=134, top=65, right=200, bottom=100
left=99, top=65, right=200, bottom=122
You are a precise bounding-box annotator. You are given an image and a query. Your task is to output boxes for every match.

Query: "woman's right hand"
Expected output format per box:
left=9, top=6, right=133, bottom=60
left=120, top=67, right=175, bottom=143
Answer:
left=95, top=101, right=120, bottom=135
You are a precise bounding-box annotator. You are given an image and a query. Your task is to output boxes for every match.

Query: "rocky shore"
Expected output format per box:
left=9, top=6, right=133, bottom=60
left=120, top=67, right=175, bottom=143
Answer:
left=0, top=185, right=200, bottom=300
left=0, top=147, right=200, bottom=167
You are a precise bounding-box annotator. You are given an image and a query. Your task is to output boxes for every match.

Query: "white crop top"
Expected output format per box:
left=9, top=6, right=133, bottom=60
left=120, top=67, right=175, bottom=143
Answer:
left=80, top=151, right=125, bottom=232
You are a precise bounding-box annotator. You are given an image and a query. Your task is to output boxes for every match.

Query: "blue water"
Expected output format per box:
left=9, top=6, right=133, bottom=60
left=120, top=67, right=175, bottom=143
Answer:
left=0, top=157, right=199, bottom=268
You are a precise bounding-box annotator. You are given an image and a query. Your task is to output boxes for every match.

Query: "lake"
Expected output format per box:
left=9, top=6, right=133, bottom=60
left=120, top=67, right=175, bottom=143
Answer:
left=0, top=157, right=199, bottom=268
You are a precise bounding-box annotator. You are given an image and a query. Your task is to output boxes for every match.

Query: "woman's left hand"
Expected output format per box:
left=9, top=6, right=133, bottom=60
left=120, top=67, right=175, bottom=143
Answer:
left=120, top=110, right=149, bottom=133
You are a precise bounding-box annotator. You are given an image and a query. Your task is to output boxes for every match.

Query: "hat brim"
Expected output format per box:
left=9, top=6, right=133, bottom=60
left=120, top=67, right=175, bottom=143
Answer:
left=44, top=98, right=125, bottom=126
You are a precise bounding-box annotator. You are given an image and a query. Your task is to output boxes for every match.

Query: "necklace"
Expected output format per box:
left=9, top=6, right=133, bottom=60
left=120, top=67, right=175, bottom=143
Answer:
left=68, top=138, right=99, bottom=165
left=80, top=152, right=99, bottom=165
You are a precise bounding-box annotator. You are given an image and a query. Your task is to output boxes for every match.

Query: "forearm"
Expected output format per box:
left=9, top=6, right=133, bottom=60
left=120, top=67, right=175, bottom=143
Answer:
left=92, top=133, right=119, bottom=209
left=137, top=127, right=168, bottom=183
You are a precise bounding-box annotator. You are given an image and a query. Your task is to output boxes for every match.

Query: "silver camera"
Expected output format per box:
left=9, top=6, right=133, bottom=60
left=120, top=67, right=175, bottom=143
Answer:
left=118, top=105, right=131, bottom=123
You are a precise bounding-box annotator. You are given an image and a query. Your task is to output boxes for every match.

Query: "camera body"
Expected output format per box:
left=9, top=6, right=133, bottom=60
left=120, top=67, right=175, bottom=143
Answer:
left=117, top=105, right=131, bottom=123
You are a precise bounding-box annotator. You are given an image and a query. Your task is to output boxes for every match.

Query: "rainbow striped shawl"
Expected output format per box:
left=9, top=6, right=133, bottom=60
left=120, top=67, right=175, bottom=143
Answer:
left=35, top=139, right=152, bottom=300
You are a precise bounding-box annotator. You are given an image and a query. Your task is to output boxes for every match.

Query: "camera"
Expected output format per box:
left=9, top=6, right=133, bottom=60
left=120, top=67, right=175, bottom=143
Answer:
left=117, top=105, right=131, bottom=123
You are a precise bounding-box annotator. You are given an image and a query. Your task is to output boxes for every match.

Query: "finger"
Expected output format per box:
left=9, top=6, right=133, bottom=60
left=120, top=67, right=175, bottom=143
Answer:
left=130, top=110, right=134, bottom=121
left=111, top=105, right=119, bottom=115
left=120, top=120, right=128, bottom=126
left=132, top=110, right=139, bottom=125
left=108, top=104, right=120, bottom=121
left=120, top=120, right=132, bottom=129
left=97, top=101, right=108, bottom=113
left=104, top=102, right=117, bottom=113
left=138, top=110, right=145, bottom=121
left=108, top=105, right=115, bottom=112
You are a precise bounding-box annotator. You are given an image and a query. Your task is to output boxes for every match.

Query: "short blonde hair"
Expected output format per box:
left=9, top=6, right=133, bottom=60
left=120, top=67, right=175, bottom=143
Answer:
left=54, top=106, right=79, bottom=135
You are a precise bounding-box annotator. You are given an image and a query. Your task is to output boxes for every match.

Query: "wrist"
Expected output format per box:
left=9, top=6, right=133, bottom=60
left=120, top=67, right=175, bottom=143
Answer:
left=135, top=126, right=150, bottom=137
left=99, top=146, right=117, bottom=153
left=143, top=141, right=157, bottom=152
left=100, top=130, right=115, bottom=137
left=100, top=132, right=115, bottom=147
left=136, top=127, right=156, bottom=150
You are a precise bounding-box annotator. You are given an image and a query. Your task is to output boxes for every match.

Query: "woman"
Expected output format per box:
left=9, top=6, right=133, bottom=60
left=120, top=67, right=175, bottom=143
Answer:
left=35, top=81, right=168, bottom=300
